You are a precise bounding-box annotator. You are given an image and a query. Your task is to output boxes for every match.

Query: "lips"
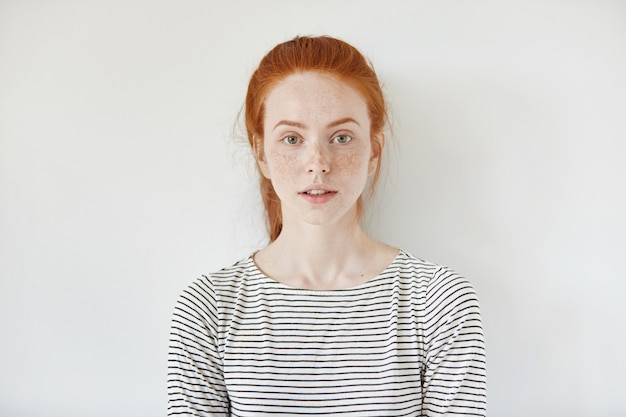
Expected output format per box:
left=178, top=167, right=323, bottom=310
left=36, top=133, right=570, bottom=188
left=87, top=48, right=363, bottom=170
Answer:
left=303, top=190, right=332, bottom=195
left=299, top=186, right=337, bottom=203
left=299, top=186, right=337, bottom=195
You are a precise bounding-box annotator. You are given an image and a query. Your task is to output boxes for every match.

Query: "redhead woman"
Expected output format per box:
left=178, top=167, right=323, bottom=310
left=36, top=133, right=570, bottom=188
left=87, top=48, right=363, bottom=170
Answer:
left=168, top=36, right=486, bottom=416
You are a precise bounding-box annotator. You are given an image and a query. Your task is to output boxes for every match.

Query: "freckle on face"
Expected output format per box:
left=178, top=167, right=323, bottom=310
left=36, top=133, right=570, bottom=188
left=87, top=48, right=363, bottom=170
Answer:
left=259, top=71, right=375, bottom=226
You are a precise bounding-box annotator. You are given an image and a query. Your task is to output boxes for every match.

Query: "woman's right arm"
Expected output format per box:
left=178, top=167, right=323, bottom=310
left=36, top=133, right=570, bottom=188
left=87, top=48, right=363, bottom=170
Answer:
left=167, top=279, right=230, bottom=416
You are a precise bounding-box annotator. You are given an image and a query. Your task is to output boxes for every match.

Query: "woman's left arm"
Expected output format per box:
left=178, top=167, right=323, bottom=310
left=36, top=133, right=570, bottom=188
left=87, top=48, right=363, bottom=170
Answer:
left=422, top=267, right=487, bottom=416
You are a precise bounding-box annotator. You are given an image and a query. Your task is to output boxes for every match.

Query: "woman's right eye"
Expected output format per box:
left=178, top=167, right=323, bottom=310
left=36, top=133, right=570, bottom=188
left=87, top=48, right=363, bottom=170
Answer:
left=283, top=136, right=300, bottom=145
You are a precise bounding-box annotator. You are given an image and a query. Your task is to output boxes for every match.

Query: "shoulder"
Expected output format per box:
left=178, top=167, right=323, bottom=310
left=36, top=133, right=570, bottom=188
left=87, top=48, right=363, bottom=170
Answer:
left=394, top=249, right=479, bottom=303
left=393, top=249, right=442, bottom=276
left=394, top=252, right=483, bottom=338
left=207, top=255, right=259, bottom=287
left=173, top=255, right=258, bottom=316
left=393, top=249, right=458, bottom=285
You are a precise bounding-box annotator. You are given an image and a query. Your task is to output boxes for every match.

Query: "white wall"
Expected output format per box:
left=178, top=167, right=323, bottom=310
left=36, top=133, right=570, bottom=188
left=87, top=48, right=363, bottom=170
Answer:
left=1, top=1, right=624, bottom=416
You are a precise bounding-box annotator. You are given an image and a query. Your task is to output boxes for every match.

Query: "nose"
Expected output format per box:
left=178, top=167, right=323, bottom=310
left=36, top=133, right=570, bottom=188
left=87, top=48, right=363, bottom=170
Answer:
left=306, top=142, right=330, bottom=174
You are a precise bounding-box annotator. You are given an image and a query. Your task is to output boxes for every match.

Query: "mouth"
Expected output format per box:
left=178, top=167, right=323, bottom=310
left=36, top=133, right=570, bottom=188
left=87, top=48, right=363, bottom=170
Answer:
left=302, top=190, right=334, bottom=196
left=299, top=188, right=338, bottom=203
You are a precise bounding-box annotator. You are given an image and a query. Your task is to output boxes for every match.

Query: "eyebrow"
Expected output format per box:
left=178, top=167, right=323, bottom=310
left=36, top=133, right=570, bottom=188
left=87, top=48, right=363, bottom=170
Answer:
left=272, top=117, right=360, bottom=131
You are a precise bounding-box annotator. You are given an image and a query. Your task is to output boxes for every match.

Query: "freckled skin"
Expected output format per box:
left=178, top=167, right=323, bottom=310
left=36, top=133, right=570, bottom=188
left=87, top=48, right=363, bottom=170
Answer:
left=257, top=72, right=380, bottom=229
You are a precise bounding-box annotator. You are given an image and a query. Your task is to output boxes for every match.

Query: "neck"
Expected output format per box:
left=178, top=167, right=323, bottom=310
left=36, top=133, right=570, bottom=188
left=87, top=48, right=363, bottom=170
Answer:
left=256, top=215, right=384, bottom=290
left=277, top=217, right=372, bottom=263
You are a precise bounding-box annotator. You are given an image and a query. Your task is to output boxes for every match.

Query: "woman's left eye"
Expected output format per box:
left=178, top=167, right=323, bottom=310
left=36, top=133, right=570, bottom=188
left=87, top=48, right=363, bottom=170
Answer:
left=283, top=136, right=300, bottom=145
left=332, top=135, right=352, bottom=144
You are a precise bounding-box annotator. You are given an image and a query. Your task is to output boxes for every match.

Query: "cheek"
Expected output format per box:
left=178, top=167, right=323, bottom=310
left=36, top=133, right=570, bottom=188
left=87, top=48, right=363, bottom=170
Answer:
left=266, top=152, right=298, bottom=183
left=336, top=152, right=372, bottom=188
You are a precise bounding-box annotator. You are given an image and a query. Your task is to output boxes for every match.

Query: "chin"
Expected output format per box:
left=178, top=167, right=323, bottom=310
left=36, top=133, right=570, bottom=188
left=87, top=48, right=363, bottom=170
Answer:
left=304, top=210, right=359, bottom=228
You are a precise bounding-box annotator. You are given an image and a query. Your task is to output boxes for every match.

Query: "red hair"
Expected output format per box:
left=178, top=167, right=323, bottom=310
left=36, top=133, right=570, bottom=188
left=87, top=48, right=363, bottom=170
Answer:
left=245, top=36, right=387, bottom=241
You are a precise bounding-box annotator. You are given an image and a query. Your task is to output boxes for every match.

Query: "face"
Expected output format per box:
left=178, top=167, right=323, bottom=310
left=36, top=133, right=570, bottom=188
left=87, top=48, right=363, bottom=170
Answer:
left=257, top=71, right=381, bottom=229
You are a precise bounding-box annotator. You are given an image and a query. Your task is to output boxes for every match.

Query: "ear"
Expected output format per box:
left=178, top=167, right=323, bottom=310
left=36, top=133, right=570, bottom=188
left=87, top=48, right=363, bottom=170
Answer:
left=368, top=132, right=384, bottom=176
left=254, top=136, right=271, bottom=179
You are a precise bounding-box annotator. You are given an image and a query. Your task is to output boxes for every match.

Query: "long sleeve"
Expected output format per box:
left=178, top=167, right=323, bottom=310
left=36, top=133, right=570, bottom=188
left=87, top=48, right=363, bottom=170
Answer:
left=167, top=278, right=230, bottom=416
left=421, top=267, right=487, bottom=416
left=166, top=253, right=486, bottom=416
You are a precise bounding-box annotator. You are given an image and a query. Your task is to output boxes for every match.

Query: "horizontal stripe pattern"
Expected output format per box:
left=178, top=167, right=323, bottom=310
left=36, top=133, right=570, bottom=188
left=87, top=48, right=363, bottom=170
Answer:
left=168, top=250, right=486, bottom=416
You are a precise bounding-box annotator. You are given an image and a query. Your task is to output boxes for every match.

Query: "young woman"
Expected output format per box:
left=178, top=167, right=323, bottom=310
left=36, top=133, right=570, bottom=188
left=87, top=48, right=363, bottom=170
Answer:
left=168, top=36, right=486, bottom=416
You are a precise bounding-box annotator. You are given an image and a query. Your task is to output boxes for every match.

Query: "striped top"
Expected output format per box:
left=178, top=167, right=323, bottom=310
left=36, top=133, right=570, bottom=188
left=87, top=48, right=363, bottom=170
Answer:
left=168, top=250, right=486, bottom=416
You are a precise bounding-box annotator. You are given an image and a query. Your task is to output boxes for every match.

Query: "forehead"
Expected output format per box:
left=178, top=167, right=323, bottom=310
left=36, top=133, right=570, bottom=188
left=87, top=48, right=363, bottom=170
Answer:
left=263, top=71, right=370, bottom=126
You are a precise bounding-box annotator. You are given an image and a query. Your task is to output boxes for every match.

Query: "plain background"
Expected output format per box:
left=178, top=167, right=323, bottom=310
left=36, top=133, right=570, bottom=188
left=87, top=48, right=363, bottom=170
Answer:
left=1, top=1, right=625, bottom=416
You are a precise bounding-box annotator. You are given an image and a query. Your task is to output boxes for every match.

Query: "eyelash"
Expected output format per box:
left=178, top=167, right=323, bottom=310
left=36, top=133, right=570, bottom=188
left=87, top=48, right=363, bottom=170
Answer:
left=282, top=134, right=352, bottom=145
left=332, top=135, right=352, bottom=144
left=283, top=135, right=300, bottom=145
